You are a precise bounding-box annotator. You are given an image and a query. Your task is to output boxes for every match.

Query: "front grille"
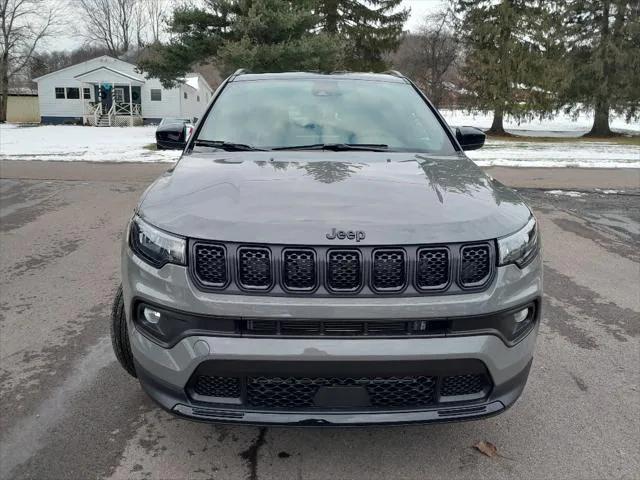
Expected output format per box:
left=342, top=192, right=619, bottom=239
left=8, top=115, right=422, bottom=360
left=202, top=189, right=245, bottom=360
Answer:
left=282, top=249, right=316, bottom=291
left=441, top=374, right=486, bottom=397
left=243, top=319, right=452, bottom=336
left=326, top=250, right=362, bottom=292
left=193, top=376, right=241, bottom=398
left=246, top=375, right=438, bottom=409
left=416, top=248, right=449, bottom=290
left=190, top=241, right=494, bottom=296
left=194, top=244, right=227, bottom=287
left=372, top=249, right=406, bottom=292
left=238, top=247, right=272, bottom=289
left=460, top=245, right=491, bottom=286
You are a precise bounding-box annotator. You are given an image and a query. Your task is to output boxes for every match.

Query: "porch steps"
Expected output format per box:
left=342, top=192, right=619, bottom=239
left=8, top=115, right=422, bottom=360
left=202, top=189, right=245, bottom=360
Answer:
left=96, top=114, right=111, bottom=127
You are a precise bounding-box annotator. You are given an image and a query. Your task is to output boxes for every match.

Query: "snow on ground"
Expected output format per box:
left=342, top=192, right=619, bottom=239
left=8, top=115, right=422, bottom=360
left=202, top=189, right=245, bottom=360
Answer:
left=462, top=139, right=640, bottom=168
left=440, top=109, right=640, bottom=136
left=439, top=109, right=640, bottom=168
left=0, top=111, right=639, bottom=167
left=546, top=190, right=587, bottom=198
left=0, top=124, right=181, bottom=163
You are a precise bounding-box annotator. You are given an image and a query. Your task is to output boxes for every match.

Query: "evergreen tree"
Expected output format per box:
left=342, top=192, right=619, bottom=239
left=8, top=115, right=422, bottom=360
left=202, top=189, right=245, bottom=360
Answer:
left=217, top=0, right=345, bottom=73
left=318, top=0, right=410, bottom=71
left=454, top=0, right=564, bottom=135
left=137, top=0, right=245, bottom=87
left=138, top=0, right=347, bottom=85
left=561, top=0, right=639, bottom=136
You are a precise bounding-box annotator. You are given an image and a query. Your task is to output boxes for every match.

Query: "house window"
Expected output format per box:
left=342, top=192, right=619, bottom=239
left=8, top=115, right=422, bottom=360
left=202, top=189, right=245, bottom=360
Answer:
left=197, top=95, right=200, bottom=102
left=150, top=89, right=162, bottom=101
left=83, top=87, right=91, bottom=99
left=66, top=87, right=80, bottom=99
left=184, top=92, right=187, bottom=99
left=55, top=87, right=65, bottom=99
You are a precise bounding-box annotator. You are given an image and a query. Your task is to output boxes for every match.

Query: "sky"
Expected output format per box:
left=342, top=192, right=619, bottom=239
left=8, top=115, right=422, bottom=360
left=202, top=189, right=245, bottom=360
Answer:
left=48, top=0, right=447, bottom=52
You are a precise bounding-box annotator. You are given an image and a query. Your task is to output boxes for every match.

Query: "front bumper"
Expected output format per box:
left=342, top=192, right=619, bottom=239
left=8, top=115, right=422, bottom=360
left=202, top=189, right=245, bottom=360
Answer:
left=123, top=247, right=542, bottom=425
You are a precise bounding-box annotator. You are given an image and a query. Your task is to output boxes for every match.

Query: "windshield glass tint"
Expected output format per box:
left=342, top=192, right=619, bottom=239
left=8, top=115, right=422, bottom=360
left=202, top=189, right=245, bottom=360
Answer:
left=197, top=78, right=456, bottom=154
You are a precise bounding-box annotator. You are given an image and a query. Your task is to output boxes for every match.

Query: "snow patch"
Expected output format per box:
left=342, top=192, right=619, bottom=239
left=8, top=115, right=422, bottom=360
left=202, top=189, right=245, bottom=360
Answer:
left=547, top=190, right=586, bottom=197
left=0, top=124, right=181, bottom=163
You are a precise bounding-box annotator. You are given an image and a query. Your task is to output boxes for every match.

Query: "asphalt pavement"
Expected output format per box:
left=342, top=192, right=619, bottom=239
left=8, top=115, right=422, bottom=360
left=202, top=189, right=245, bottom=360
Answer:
left=0, top=160, right=638, bottom=480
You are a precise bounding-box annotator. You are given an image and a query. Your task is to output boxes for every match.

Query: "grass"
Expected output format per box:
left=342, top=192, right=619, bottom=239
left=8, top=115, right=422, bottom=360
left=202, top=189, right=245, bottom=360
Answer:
left=486, top=133, right=640, bottom=146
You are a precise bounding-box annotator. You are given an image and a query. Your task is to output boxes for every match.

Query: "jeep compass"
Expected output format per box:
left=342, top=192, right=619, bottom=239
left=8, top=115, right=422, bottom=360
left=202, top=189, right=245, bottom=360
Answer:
left=111, top=71, right=542, bottom=425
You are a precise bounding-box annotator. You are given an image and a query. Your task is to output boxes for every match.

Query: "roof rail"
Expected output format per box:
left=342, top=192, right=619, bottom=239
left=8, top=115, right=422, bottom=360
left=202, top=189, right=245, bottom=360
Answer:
left=231, top=68, right=250, bottom=77
left=382, top=70, right=405, bottom=78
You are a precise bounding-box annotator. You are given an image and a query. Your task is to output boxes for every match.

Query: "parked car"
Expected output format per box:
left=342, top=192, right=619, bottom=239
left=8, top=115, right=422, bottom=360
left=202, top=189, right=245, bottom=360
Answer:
left=155, top=118, right=194, bottom=150
left=112, top=71, right=542, bottom=426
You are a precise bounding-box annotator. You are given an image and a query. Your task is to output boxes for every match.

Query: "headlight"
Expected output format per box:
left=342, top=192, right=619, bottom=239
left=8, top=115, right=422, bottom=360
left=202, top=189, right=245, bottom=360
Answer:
left=129, top=215, right=186, bottom=268
left=497, top=216, right=539, bottom=268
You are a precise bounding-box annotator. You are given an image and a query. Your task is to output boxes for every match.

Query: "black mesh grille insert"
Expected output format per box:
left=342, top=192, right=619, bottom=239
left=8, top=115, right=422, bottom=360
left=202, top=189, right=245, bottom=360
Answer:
left=193, top=376, right=241, bottom=398
left=416, top=248, right=449, bottom=289
left=194, top=244, right=227, bottom=287
left=372, top=249, right=406, bottom=291
left=460, top=245, right=491, bottom=286
left=246, top=376, right=437, bottom=409
left=326, top=250, right=362, bottom=292
left=238, top=247, right=272, bottom=289
left=441, top=374, right=487, bottom=397
left=282, top=249, right=316, bottom=291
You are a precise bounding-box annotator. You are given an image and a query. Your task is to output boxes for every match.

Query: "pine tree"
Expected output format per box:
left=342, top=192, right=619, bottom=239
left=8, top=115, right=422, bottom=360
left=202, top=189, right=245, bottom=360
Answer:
left=318, top=0, right=410, bottom=71
left=561, top=0, right=639, bottom=136
left=217, top=0, right=345, bottom=73
left=137, top=0, right=246, bottom=87
left=138, top=0, right=348, bottom=84
left=454, top=0, right=564, bottom=135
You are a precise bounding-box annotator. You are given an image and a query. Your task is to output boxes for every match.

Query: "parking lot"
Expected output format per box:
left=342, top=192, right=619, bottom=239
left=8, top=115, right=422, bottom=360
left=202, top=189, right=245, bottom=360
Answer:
left=0, top=160, right=638, bottom=480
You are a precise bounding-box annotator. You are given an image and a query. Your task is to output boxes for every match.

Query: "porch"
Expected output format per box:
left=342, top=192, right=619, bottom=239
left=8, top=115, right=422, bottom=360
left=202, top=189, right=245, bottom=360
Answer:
left=74, top=66, right=145, bottom=127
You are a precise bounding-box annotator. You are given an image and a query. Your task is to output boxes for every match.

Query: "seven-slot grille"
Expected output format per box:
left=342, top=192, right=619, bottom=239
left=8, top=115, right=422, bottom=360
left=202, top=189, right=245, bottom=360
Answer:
left=190, top=241, right=494, bottom=295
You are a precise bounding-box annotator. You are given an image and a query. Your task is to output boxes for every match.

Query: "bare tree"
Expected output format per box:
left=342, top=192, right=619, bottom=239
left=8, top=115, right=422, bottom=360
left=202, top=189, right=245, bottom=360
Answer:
left=392, top=9, right=460, bottom=107
left=0, top=0, right=60, bottom=121
left=75, top=0, right=138, bottom=55
left=145, top=0, right=165, bottom=44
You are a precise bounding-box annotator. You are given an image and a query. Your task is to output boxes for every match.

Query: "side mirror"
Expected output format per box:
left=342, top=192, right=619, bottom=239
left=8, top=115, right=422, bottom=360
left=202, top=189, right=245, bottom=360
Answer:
left=455, top=126, right=486, bottom=151
left=156, top=123, right=188, bottom=150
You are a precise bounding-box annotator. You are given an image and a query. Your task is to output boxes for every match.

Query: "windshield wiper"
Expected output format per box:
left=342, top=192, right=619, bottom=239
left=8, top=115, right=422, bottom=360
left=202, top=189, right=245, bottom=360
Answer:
left=271, top=143, right=389, bottom=152
left=194, top=140, right=267, bottom=151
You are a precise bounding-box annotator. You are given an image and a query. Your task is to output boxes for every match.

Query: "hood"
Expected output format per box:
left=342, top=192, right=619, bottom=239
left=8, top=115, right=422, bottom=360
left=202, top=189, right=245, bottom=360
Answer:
left=137, top=151, right=531, bottom=245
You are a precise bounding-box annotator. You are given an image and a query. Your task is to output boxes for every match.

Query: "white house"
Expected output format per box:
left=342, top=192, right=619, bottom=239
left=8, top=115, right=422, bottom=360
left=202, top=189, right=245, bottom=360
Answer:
left=33, top=55, right=213, bottom=126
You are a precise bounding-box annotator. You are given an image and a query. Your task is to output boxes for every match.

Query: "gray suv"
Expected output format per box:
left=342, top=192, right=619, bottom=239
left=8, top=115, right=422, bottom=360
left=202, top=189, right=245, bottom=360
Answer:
left=111, top=71, right=542, bottom=426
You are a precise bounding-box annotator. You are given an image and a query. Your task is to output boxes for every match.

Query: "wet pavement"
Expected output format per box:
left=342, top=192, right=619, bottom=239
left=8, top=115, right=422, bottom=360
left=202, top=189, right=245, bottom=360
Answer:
left=0, top=161, right=638, bottom=480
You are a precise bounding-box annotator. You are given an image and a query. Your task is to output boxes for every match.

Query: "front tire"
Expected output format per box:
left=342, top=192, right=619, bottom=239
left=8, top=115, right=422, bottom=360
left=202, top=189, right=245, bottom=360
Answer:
left=110, top=285, right=137, bottom=378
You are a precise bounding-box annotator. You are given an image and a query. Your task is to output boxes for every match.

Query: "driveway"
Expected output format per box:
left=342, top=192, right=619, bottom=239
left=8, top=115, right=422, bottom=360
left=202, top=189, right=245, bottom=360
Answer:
left=1, top=161, right=638, bottom=480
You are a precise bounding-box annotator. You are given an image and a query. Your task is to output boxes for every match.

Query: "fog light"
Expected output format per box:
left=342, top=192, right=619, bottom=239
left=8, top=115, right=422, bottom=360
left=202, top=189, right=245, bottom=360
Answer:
left=514, top=308, right=529, bottom=323
left=143, top=307, right=161, bottom=324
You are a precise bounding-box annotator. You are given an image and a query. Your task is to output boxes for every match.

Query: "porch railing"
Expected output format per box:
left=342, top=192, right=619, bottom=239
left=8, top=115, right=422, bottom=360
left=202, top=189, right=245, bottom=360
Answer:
left=92, top=103, right=102, bottom=125
left=108, top=103, right=116, bottom=126
left=113, top=103, right=142, bottom=116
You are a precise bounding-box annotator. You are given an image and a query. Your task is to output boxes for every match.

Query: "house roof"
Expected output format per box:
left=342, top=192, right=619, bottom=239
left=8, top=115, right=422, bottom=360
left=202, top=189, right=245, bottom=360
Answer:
left=32, top=55, right=129, bottom=81
left=74, top=65, right=145, bottom=84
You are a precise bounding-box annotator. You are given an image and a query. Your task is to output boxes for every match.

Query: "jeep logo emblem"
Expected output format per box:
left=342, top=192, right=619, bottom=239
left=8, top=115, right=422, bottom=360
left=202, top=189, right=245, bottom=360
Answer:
left=326, top=228, right=366, bottom=242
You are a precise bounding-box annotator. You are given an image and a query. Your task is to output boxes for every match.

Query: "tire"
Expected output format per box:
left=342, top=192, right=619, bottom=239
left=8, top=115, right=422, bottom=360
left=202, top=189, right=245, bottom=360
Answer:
left=110, top=285, right=137, bottom=378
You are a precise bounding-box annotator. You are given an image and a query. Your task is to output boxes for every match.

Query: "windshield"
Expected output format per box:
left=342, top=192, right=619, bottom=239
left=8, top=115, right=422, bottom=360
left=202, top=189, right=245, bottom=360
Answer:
left=196, top=78, right=456, bottom=154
